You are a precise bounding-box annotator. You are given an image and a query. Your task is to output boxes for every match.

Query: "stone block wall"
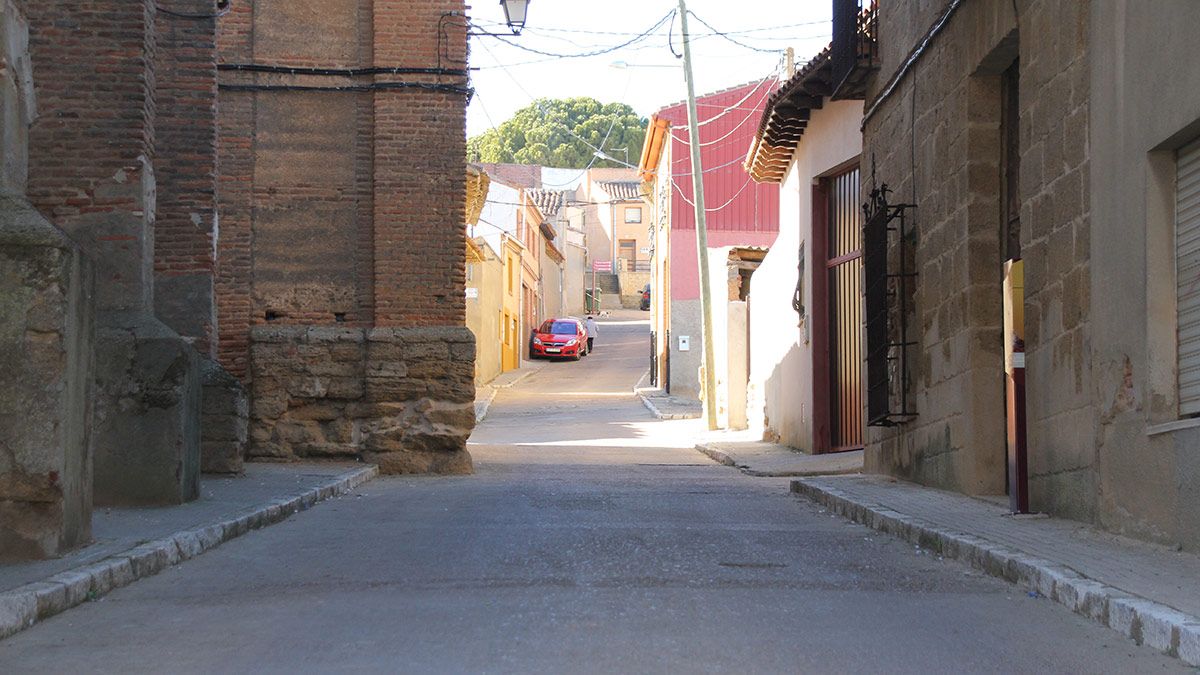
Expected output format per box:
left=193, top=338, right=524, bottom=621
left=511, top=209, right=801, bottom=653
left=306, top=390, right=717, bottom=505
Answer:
left=249, top=327, right=475, bottom=474
left=861, top=0, right=1094, bottom=508
left=617, top=269, right=650, bottom=309
left=1, top=0, right=95, bottom=559
left=0, top=200, right=94, bottom=559
left=200, top=358, right=248, bottom=474
left=1012, top=0, right=1095, bottom=521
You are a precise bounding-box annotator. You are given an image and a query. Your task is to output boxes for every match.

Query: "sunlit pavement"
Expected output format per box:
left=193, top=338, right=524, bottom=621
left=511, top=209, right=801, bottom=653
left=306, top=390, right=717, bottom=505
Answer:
left=0, top=313, right=1185, bottom=673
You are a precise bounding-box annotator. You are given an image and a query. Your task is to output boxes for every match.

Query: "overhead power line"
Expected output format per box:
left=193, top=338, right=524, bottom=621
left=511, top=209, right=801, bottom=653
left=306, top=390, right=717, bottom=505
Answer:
left=489, top=10, right=676, bottom=59
left=685, top=11, right=784, bottom=54
left=486, top=18, right=831, bottom=38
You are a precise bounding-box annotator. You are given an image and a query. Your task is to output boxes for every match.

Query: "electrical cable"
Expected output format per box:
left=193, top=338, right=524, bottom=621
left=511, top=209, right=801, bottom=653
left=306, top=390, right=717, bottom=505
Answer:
left=475, top=39, right=635, bottom=178
left=671, top=174, right=757, bottom=213
left=668, top=10, right=683, bottom=60
left=491, top=18, right=831, bottom=38
left=218, top=81, right=473, bottom=96
left=489, top=10, right=675, bottom=59
left=684, top=11, right=785, bottom=55
left=156, top=2, right=231, bottom=19
left=668, top=74, right=778, bottom=147
left=217, top=64, right=468, bottom=77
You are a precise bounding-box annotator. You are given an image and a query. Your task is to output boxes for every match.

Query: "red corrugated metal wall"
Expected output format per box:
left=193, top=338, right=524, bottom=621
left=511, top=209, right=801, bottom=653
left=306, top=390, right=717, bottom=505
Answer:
left=657, top=78, right=780, bottom=233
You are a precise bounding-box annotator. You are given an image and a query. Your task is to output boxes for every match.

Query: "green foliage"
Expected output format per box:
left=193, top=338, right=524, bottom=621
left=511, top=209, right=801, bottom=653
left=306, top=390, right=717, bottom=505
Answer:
left=468, top=97, right=646, bottom=169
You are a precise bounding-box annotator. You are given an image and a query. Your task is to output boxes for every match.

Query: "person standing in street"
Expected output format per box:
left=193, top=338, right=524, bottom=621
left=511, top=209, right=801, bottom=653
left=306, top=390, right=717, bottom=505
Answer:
left=585, top=315, right=598, bottom=352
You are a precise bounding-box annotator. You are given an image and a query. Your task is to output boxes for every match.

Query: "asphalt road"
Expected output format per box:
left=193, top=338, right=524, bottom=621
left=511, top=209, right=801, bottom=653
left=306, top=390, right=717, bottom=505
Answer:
left=0, top=313, right=1185, bottom=673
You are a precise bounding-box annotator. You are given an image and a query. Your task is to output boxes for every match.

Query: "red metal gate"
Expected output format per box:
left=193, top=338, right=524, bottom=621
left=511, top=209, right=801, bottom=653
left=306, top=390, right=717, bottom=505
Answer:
left=826, top=168, right=863, bottom=452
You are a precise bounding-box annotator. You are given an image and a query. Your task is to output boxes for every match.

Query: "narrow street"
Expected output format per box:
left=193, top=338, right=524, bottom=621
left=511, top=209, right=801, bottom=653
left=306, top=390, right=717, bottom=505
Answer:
left=0, top=315, right=1184, bottom=673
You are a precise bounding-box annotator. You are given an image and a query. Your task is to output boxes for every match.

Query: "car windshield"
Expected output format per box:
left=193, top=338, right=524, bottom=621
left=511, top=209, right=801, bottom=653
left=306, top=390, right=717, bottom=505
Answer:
left=539, top=321, right=577, bottom=335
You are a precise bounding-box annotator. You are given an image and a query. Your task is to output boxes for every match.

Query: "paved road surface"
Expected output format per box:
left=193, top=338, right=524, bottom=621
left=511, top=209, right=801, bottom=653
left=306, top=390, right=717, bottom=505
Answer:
left=0, top=314, right=1184, bottom=673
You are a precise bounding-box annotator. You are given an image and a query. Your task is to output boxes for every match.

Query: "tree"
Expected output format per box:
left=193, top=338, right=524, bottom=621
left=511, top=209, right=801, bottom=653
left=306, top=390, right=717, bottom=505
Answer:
left=468, top=97, right=647, bottom=169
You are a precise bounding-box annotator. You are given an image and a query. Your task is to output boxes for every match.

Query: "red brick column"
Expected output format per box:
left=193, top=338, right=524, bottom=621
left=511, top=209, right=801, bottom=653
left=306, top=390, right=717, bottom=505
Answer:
left=372, top=0, right=469, bottom=326
left=25, top=0, right=157, bottom=311
left=153, top=0, right=220, bottom=356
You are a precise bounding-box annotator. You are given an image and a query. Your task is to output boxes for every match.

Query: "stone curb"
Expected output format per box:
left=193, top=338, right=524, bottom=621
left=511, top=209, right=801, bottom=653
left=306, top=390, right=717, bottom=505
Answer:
left=790, top=479, right=1200, bottom=667
left=695, top=443, right=862, bottom=477
left=0, top=465, right=379, bottom=642
left=475, top=386, right=497, bottom=423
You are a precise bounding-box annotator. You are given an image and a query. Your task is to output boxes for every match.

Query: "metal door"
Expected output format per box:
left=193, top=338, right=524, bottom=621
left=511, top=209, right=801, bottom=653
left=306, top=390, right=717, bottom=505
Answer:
left=827, top=168, right=864, bottom=451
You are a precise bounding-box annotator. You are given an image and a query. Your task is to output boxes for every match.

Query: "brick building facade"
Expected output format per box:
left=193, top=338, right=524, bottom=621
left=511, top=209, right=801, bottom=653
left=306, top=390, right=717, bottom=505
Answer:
left=216, top=0, right=477, bottom=473
left=1, top=0, right=476, bottom=559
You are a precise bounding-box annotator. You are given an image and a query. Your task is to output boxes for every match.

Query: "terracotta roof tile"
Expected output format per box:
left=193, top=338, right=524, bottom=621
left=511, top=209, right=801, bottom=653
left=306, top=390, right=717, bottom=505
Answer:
left=597, top=180, right=641, bottom=201
left=526, top=188, right=566, bottom=217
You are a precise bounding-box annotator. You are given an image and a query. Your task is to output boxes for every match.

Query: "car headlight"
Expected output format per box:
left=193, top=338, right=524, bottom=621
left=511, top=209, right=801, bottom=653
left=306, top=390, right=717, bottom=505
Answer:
left=533, top=337, right=543, bottom=345
left=566, top=339, right=577, bottom=346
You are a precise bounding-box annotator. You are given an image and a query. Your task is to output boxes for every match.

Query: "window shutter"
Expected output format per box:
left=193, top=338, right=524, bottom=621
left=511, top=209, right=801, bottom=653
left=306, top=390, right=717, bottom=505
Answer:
left=1177, top=138, right=1200, bottom=415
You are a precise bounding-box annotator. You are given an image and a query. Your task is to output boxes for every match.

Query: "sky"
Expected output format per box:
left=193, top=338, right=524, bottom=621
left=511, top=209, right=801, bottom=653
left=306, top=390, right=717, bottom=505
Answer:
left=465, top=0, right=833, bottom=144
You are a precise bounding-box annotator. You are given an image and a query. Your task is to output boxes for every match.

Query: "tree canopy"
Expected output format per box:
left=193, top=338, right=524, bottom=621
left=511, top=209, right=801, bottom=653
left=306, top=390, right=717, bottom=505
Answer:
left=468, top=97, right=647, bottom=169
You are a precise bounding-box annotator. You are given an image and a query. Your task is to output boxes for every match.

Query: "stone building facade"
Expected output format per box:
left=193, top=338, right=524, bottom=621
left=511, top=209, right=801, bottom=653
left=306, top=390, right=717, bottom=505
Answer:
left=859, top=0, right=1200, bottom=551
left=216, top=0, right=476, bottom=473
left=1, top=0, right=94, bottom=558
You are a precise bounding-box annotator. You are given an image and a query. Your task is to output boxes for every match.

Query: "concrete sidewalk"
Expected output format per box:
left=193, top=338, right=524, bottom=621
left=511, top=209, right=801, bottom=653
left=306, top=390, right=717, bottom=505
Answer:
left=635, top=385, right=702, bottom=420
left=697, top=441, right=863, bottom=477
left=793, top=474, right=1200, bottom=666
left=0, top=462, right=376, bottom=640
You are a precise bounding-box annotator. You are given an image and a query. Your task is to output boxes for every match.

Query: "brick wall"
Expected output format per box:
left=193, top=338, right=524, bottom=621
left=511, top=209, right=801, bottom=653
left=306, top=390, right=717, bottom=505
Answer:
left=372, top=0, right=468, bottom=326
left=861, top=0, right=1094, bottom=511
left=153, top=0, right=220, bottom=355
left=216, top=0, right=476, bottom=472
left=25, top=0, right=157, bottom=313
left=215, top=0, right=472, bottom=362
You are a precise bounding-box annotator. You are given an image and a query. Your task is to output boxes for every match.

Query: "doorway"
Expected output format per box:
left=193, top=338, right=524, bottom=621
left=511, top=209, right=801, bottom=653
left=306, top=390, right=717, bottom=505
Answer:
left=815, top=167, right=865, bottom=453
left=619, top=239, right=637, bottom=271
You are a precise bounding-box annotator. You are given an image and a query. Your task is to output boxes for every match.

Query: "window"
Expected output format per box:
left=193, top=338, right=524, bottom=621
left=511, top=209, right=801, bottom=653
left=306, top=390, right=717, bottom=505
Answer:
left=1176, top=138, right=1200, bottom=415
left=507, top=254, right=514, bottom=295
left=624, top=207, right=643, bottom=224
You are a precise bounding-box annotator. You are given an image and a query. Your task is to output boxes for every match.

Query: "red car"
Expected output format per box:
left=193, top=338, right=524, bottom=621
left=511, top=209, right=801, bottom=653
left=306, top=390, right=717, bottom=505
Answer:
left=531, top=318, right=588, bottom=360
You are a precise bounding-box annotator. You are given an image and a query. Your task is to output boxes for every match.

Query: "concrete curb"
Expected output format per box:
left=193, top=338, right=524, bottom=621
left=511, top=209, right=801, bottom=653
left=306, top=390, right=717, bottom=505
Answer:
left=636, top=392, right=702, bottom=420
left=696, top=443, right=862, bottom=477
left=0, top=465, right=379, bottom=642
left=791, top=479, right=1200, bottom=667
left=492, top=361, right=548, bottom=389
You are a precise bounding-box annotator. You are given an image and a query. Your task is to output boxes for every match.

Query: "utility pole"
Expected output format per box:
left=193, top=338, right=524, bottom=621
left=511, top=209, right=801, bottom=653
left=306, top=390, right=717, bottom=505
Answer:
left=677, top=0, right=719, bottom=430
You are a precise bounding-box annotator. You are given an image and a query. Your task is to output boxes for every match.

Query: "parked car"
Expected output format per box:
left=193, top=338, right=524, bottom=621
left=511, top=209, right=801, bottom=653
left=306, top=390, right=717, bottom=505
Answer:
left=530, top=318, right=588, bottom=361
left=640, top=283, right=651, bottom=311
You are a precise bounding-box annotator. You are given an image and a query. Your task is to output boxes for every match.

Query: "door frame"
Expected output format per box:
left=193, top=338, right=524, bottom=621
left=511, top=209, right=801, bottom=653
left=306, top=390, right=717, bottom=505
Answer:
left=812, top=165, right=865, bottom=454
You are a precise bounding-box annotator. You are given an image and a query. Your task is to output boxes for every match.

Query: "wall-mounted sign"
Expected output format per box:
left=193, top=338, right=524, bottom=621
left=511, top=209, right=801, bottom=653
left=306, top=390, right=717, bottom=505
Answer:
left=465, top=288, right=479, bottom=299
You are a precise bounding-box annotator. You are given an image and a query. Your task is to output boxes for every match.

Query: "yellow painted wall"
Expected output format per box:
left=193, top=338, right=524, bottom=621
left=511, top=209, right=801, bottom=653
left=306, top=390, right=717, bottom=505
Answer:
left=466, top=242, right=504, bottom=385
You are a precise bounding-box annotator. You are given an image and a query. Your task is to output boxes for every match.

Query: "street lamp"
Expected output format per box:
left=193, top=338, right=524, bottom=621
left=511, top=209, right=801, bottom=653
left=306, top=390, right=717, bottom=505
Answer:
left=500, top=0, right=530, bottom=35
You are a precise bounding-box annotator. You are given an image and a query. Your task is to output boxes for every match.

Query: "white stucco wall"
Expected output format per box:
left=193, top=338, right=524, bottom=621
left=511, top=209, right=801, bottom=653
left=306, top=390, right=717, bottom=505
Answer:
left=747, top=99, right=864, bottom=451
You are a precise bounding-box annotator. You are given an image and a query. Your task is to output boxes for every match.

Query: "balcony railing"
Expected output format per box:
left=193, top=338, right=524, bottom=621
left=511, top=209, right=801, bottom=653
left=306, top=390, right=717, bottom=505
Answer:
left=831, top=0, right=879, bottom=100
